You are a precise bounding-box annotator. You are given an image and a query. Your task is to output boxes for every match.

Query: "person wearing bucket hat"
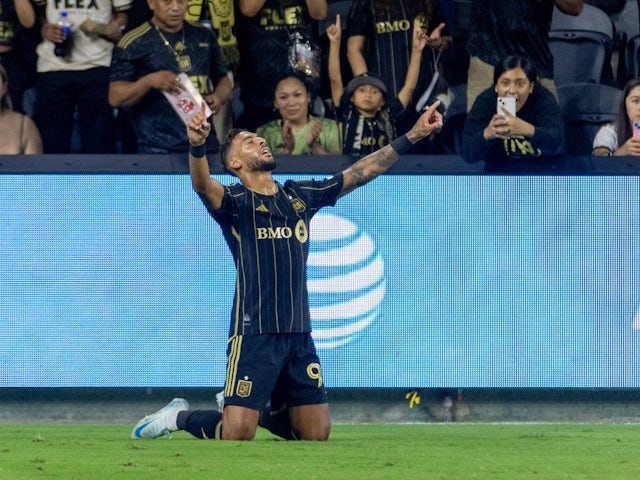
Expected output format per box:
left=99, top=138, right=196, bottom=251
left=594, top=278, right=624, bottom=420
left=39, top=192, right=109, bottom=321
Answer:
left=326, top=14, right=430, bottom=158
left=345, top=72, right=387, bottom=97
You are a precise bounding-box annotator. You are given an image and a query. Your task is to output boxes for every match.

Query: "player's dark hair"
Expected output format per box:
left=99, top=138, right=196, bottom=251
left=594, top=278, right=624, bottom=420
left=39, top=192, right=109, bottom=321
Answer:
left=493, top=55, right=538, bottom=85
left=219, top=128, right=248, bottom=176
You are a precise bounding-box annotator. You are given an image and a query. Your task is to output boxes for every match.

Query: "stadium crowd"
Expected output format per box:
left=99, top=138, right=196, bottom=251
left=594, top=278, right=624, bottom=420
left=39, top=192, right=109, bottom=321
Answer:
left=1, top=0, right=639, bottom=165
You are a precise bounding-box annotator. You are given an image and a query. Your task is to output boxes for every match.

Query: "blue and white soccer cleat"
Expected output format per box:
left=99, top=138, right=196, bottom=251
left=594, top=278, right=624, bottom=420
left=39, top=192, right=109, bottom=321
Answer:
left=131, top=398, right=189, bottom=439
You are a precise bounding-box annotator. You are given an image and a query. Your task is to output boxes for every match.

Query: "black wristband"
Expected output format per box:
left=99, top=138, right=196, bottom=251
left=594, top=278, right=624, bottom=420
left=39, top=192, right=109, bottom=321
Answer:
left=390, top=135, right=413, bottom=154
left=189, top=143, right=206, bottom=158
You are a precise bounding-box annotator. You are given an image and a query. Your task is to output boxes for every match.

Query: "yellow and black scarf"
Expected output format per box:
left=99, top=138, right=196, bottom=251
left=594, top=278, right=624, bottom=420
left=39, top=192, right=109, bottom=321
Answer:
left=186, top=0, right=239, bottom=68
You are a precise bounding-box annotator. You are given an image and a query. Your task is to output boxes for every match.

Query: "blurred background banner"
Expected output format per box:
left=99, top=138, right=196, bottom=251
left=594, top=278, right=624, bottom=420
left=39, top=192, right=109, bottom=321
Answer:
left=1, top=174, right=639, bottom=388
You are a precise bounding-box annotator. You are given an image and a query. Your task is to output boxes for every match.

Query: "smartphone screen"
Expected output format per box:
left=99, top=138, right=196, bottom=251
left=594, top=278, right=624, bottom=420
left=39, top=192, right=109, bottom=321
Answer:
left=497, top=97, right=516, bottom=117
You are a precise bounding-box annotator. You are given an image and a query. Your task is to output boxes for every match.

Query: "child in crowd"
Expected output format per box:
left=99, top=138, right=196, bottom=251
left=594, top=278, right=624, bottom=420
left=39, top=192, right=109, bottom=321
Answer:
left=592, top=78, right=640, bottom=156
left=326, top=14, right=429, bottom=158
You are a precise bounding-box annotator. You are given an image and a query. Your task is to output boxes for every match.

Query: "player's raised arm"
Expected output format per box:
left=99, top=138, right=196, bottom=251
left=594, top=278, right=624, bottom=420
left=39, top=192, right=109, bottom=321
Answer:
left=338, top=102, right=443, bottom=198
left=188, top=105, right=225, bottom=211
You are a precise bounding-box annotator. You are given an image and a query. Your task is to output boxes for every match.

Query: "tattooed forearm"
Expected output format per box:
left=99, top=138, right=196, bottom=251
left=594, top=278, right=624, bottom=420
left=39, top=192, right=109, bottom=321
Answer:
left=339, top=145, right=400, bottom=196
left=336, top=102, right=442, bottom=197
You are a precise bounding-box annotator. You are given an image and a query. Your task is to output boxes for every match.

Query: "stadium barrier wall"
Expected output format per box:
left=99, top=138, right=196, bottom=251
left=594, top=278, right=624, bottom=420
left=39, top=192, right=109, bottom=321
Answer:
left=2, top=154, right=640, bottom=411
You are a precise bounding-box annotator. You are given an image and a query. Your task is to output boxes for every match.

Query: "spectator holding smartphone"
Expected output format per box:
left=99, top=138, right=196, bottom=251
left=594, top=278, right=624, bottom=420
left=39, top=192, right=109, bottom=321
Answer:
left=462, top=55, right=564, bottom=173
left=592, top=78, right=640, bottom=156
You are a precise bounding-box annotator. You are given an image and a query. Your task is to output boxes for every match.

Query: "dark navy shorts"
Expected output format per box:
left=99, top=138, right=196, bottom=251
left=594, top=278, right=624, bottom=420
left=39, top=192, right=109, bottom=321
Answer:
left=222, top=333, right=328, bottom=411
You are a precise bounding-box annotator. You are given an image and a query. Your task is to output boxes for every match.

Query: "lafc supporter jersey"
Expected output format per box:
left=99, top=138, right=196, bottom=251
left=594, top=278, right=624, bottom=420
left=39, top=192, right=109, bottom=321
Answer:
left=110, top=20, right=228, bottom=151
left=205, top=175, right=343, bottom=336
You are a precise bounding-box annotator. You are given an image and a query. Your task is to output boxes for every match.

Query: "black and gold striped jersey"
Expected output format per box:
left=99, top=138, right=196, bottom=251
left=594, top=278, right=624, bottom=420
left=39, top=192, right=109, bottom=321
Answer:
left=205, top=174, right=344, bottom=335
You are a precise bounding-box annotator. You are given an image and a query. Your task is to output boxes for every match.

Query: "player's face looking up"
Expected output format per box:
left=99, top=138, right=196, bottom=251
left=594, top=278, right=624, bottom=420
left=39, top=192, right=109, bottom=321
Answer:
left=228, top=131, right=276, bottom=173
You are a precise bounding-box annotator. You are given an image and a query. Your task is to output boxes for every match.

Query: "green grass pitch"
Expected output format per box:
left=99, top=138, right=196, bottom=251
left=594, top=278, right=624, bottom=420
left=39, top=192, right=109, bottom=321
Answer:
left=1, top=423, right=639, bottom=479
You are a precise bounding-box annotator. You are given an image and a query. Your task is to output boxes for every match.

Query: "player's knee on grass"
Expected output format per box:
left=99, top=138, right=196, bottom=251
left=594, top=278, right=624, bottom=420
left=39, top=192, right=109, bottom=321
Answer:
left=294, top=423, right=330, bottom=441
left=221, top=405, right=260, bottom=440
left=290, top=404, right=331, bottom=441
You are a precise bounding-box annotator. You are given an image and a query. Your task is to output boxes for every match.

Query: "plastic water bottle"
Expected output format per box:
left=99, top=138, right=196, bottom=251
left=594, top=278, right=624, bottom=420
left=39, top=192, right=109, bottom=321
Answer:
left=55, top=11, right=72, bottom=58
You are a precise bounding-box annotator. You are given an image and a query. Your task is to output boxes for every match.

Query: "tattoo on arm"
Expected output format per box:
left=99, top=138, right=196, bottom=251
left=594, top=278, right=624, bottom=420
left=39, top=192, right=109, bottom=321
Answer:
left=340, top=145, right=400, bottom=196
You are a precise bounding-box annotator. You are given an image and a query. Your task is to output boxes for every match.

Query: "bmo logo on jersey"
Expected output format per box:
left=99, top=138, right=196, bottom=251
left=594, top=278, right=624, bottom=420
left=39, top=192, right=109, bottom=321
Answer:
left=307, top=213, right=386, bottom=349
left=256, top=226, right=293, bottom=239
left=256, top=220, right=309, bottom=243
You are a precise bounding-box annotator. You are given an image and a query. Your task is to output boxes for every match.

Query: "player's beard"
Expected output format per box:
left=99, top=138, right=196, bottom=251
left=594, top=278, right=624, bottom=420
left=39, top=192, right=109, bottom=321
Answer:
left=247, top=157, right=277, bottom=172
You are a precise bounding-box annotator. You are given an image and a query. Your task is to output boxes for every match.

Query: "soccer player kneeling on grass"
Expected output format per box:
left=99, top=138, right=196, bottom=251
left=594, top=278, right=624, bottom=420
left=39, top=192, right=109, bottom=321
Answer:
left=131, top=101, right=443, bottom=441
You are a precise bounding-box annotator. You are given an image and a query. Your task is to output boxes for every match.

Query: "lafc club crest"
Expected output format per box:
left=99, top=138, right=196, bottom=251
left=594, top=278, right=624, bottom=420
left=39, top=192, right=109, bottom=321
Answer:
left=236, top=379, right=252, bottom=397
left=178, top=55, right=192, bottom=73
left=290, top=197, right=306, bottom=213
